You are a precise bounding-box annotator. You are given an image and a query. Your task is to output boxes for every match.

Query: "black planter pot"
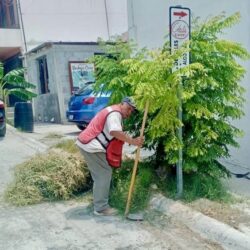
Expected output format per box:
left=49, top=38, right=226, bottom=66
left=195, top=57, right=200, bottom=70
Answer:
left=14, top=102, right=34, bottom=132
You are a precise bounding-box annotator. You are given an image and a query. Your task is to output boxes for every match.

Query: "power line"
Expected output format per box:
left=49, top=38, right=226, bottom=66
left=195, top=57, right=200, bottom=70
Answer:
left=222, top=159, right=250, bottom=171
left=17, top=0, right=27, bottom=53
left=104, top=0, right=110, bottom=40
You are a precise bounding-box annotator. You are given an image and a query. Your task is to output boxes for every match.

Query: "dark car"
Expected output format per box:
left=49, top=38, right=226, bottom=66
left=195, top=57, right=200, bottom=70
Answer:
left=0, top=100, right=6, bottom=137
left=66, top=82, right=110, bottom=130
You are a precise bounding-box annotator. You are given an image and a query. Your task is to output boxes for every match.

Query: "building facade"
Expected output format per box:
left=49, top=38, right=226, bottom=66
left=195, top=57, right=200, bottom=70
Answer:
left=0, top=0, right=22, bottom=62
left=25, top=42, right=103, bottom=124
left=0, top=0, right=24, bottom=106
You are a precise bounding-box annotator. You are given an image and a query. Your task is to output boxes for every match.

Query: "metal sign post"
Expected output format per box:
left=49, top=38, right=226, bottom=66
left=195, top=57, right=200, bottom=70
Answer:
left=170, top=6, right=191, bottom=198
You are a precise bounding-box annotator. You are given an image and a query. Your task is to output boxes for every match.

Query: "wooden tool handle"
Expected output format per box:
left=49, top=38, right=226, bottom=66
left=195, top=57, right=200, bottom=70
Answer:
left=125, top=100, right=149, bottom=216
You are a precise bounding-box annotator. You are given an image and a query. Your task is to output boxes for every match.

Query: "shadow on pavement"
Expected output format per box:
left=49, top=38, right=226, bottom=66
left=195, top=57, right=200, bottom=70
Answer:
left=64, top=131, right=80, bottom=137
left=64, top=205, right=123, bottom=223
left=65, top=205, right=93, bottom=220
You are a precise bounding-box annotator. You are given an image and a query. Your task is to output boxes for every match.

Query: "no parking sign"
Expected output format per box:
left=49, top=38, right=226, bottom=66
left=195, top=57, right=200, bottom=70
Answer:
left=170, top=6, right=191, bottom=71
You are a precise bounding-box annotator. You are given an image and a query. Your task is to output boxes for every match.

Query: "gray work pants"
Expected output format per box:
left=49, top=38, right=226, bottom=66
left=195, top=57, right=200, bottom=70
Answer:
left=78, top=148, right=112, bottom=212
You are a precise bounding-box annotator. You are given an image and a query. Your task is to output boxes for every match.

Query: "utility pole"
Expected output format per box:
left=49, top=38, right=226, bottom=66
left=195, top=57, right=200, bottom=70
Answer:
left=16, top=0, right=30, bottom=86
left=17, top=0, right=27, bottom=53
left=104, top=0, right=110, bottom=40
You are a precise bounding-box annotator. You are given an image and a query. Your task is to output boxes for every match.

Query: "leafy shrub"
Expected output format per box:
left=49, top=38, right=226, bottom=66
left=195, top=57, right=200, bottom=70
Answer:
left=0, top=63, right=37, bottom=105
left=110, top=160, right=156, bottom=213
left=161, top=170, right=231, bottom=202
left=92, top=13, right=249, bottom=179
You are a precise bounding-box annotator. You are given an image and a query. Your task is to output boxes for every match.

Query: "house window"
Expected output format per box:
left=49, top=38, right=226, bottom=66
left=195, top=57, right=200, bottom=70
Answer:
left=68, top=61, right=95, bottom=93
left=37, top=56, right=49, bottom=94
left=0, top=0, right=19, bottom=28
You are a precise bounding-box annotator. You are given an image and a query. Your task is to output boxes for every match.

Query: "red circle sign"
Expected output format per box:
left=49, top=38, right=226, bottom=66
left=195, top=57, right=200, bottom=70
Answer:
left=171, top=20, right=189, bottom=39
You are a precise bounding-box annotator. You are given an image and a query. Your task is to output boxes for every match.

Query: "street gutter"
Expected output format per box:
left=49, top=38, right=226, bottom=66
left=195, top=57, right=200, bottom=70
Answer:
left=150, top=193, right=250, bottom=250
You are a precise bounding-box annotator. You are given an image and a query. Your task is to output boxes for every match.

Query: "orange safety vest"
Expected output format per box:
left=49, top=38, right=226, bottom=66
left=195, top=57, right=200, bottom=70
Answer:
left=78, top=105, right=124, bottom=168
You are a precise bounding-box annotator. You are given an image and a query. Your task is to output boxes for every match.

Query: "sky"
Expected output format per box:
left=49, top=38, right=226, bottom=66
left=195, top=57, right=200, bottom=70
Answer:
left=19, top=0, right=128, bottom=51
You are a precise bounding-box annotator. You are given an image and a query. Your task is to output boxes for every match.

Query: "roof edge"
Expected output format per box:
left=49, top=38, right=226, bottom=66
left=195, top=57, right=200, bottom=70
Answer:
left=26, top=41, right=99, bottom=55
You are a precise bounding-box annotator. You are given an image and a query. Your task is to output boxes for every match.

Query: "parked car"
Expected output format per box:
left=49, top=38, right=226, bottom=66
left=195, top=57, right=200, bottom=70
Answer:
left=0, top=100, right=6, bottom=137
left=66, top=82, right=110, bottom=130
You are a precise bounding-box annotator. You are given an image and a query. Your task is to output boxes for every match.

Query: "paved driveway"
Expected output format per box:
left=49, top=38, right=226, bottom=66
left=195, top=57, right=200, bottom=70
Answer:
left=0, top=126, right=47, bottom=197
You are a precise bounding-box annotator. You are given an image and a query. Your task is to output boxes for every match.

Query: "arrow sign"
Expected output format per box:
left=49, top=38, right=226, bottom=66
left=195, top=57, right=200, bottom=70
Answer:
left=173, top=11, right=187, bottom=18
left=170, top=6, right=191, bottom=71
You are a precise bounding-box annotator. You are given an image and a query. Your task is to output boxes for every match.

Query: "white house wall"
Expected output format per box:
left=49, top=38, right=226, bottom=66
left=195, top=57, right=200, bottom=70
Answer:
left=127, top=0, right=250, bottom=169
left=26, top=46, right=61, bottom=123
left=0, top=29, right=22, bottom=48
left=52, top=44, right=102, bottom=123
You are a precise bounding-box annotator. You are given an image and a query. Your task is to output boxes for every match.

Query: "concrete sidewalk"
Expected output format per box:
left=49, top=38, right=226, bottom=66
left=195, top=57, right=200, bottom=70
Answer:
left=7, top=122, right=80, bottom=148
left=7, top=122, right=154, bottom=158
left=150, top=194, right=250, bottom=250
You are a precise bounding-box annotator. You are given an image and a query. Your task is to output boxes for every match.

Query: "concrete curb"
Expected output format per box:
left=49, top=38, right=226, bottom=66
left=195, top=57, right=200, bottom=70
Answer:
left=150, top=193, right=250, bottom=250
left=7, top=124, right=48, bottom=153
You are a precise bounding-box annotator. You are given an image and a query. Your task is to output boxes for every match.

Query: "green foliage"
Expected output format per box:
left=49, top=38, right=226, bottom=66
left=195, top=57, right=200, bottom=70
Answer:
left=92, top=13, right=249, bottom=180
left=180, top=12, right=249, bottom=175
left=0, top=63, right=37, bottom=105
left=90, top=38, right=136, bottom=103
left=110, top=160, right=155, bottom=213
left=161, top=171, right=231, bottom=202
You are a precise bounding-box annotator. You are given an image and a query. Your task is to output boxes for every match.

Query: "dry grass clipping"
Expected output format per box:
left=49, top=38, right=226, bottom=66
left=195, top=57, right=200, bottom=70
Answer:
left=4, top=150, right=90, bottom=206
left=54, top=139, right=79, bottom=154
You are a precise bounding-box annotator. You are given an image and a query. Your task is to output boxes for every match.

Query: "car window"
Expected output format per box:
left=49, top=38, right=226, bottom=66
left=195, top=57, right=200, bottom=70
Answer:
left=75, top=83, right=93, bottom=96
left=92, top=83, right=111, bottom=97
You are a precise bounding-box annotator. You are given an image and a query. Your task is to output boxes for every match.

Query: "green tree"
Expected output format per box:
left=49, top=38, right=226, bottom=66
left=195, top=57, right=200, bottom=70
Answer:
left=92, top=13, right=249, bottom=178
left=179, top=12, right=249, bottom=177
left=0, top=62, right=37, bottom=105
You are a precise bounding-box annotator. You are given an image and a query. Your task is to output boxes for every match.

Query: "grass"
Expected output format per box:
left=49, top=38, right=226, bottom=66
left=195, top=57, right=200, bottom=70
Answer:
left=110, top=161, right=232, bottom=214
left=4, top=149, right=90, bottom=206
left=159, top=170, right=232, bottom=203
left=54, top=139, right=79, bottom=154
left=4, top=138, right=232, bottom=210
left=44, top=132, right=63, bottom=139
left=110, top=160, right=156, bottom=214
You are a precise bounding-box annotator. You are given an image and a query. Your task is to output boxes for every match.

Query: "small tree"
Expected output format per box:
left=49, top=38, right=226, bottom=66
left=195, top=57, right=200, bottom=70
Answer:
left=93, top=13, right=249, bottom=178
left=176, top=12, right=249, bottom=177
left=0, top=62, right=37, bottom=105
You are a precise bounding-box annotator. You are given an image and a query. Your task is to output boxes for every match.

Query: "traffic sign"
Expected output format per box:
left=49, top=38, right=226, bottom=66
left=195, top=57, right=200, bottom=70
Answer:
left=170, top=6, right=191, bottom=71
left=169, top=6, right=191, bottom=198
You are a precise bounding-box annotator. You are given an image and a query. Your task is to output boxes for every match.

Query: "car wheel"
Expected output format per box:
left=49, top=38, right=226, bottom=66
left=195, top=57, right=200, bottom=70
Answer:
left=0, top=124, right=6, bottom=137
left=77, top=124, right=86, bottom=130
